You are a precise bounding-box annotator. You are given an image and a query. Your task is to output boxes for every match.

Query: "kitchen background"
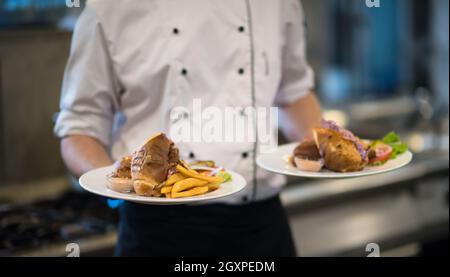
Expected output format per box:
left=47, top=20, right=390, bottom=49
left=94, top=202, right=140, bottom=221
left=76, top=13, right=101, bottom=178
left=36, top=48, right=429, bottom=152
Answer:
left=0, top=0, right=448, bottom=256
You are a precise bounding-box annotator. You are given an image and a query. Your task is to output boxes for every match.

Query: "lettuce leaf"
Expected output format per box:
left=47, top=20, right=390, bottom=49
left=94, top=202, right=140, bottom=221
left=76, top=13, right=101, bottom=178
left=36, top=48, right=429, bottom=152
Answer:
left=216, top=171, right=232, bottom=182
left=381, top=132, right=408, bottom=159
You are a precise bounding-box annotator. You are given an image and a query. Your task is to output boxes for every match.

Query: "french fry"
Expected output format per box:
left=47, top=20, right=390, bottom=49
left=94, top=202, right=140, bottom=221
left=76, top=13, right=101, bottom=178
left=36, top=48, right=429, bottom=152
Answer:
left=180, top=160, right=198, bottom=174
left=166, top=173, right=185, bottom=186
left=161, top=186, right=173, bottom=194
left=172, top=178, right=208, bottom=193
left=171, top=186, right=209, bottom=198
left=176, top=164, right=224, bottom=183
left=207, top=183, right=220, bottom=191
left=159, top=161, right=225, bottom=199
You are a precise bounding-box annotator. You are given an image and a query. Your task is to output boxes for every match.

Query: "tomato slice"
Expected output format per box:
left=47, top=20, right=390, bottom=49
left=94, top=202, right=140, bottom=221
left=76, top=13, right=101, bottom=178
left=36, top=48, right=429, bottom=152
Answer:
left=369, top=143, right=393, bottom=164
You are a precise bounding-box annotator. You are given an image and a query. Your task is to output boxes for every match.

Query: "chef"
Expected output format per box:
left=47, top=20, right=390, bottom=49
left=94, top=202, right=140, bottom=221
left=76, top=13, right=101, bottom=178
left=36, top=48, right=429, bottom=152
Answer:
left=54, top=0, right=322, bottom=256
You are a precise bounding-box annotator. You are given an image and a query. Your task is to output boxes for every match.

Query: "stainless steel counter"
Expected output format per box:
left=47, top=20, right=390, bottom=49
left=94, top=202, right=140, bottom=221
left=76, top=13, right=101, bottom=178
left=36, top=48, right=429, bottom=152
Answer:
left=281, top=152, right=448, bottom=208
left=282, top=153, right=449, bottom=256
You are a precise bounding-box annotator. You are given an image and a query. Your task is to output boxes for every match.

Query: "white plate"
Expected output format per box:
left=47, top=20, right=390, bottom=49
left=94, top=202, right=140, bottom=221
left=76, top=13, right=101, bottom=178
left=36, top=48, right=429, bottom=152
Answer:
left=256, top=142, right=413, bottom=178
left=79, top=166, right=247, bottom=205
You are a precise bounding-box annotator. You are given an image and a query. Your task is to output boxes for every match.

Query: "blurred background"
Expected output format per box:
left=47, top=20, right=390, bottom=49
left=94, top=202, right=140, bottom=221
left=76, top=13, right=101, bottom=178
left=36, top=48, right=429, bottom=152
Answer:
left=0, top=0, right=448, bottom=256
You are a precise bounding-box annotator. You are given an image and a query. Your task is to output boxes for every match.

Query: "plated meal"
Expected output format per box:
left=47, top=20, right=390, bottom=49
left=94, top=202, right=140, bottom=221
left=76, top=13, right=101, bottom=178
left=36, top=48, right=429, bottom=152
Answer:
left=256, top=120, right=412, bottom=179
left=106, top=133, right=232, bottom=198
left=289, top=120, right=409, bottom=173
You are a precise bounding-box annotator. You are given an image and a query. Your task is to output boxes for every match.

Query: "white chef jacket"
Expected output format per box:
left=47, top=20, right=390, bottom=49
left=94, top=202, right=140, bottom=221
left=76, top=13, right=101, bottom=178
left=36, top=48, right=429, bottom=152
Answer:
left=54, top=0, right=314, bottom=205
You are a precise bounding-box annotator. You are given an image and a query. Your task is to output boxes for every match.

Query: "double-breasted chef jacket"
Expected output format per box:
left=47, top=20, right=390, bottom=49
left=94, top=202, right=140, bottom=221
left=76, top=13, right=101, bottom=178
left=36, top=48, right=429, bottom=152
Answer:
left=55, top=0, right=314, bottom=204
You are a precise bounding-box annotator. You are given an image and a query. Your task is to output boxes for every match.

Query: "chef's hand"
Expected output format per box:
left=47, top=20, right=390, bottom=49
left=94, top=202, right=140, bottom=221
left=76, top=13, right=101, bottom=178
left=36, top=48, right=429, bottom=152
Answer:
left=60, top=135, right=113, bottom=178
left=281, top=92, right=322, bottom=142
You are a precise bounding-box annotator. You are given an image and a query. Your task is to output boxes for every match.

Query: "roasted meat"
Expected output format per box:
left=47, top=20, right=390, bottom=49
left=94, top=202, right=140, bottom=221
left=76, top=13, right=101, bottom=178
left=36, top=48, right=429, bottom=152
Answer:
left=293, top=140, right=321, bottom=161
left=111, top=155, right=132, bottom=179
left=131, top=133, right=180, bottom=196
left=313, top=128, right=366, bottom=172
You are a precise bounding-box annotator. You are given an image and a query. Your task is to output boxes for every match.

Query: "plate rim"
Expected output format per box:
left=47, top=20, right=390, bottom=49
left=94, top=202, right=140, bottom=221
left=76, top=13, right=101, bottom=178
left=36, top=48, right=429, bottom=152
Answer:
left=256, top=142, right=413, bottom=179
left=79, top=166, right=247, bottom=204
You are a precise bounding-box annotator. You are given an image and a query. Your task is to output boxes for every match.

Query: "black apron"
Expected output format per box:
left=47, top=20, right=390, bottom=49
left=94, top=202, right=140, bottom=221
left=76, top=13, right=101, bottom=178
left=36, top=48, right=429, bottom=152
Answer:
left=115, top=195, right=297, bottom=257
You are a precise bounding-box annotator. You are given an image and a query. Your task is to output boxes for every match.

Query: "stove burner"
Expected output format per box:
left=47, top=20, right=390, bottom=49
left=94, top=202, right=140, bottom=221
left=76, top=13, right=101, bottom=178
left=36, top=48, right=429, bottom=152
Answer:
left=0, top=192, right=118, bottom=256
